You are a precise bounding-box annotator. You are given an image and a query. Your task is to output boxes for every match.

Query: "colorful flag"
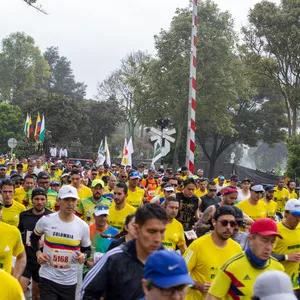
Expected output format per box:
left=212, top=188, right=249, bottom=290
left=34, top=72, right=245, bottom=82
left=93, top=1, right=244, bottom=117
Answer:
left=27, top=115, right=33, bottom=139
left=104, top=136, right=111, bottom=166
left=39, top=115, right=46, bottom=142
left=96, top=140, right=105, bottom=166
left=151, top=140, right=162, bottom=169
left=126, top=137, right=134, bottom=166
left=34, top=112, right=42, bottom=141
left=121, top=138, right=128, bottom=166
left=24, top=114, right=29, bottom=141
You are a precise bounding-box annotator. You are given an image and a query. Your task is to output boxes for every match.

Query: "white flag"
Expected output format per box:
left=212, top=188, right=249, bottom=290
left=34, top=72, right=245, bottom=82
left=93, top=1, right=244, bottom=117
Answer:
left=104, top=136, right=111, bottom=166
left=96, top=140, right=105, bottom=166
left=126, top=137, right=134, bottom=166
left=121, top=138, right=128, bottom=166
left=151, top=140, right=162, bottom=169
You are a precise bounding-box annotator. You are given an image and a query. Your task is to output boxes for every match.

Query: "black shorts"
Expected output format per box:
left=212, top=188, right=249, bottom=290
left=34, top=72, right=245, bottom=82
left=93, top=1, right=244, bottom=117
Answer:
left=39, top=277, right=77, bottom=300
left=22, top=264, right=40, bottom=282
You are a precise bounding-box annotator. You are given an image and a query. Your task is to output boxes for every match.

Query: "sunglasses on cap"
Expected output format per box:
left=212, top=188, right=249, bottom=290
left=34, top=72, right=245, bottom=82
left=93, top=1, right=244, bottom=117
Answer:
left=130, top=171, right=139, bottom=177
left=217, top=220, right=237, bottom=227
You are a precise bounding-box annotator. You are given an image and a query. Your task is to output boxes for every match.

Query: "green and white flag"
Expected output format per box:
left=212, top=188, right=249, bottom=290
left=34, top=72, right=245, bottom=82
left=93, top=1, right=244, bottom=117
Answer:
left=96, top=140, right=105, bottom=166
left=39, top=115, right=46, bottom=142
left=24, top=114, right=29, bottom=140
left=151, top=140, right=162, bottom=169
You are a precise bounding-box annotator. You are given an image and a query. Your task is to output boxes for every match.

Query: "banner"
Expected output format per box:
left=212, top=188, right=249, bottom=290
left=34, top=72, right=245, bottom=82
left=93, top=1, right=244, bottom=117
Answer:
left=104, top=136, right=111, bottom=166
left=39, top=115, right=46, bottom=142
left=96, top=140, right=105, bottom=166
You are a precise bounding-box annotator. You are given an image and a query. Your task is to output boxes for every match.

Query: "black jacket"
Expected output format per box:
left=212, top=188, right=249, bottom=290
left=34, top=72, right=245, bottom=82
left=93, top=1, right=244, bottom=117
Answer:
left=81, top=239, right=163, bottom=300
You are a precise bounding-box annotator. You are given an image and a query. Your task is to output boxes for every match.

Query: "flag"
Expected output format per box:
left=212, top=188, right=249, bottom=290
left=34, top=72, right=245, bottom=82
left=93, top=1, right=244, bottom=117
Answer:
left=121, top=138, right=128, bottom=166
left=151, top=140, right=162, bottom=169
left=27, top=115, right=33, bottom=139
left=24, top=114, right=29, bottom=141
left=34, top=112, right=42, bottom=141
left=104, top=136, right=111, bottom=166
left=126, top=137, right=134, bottom=166
left=39, top=115, right=46, bottom=142
left=96, top=140, right=105, bottom=166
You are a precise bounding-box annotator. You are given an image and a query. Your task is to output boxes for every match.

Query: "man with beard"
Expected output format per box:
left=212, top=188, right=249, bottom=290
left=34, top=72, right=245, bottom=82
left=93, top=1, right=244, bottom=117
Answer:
left=194, top=188, right=253, bottom=235
left=76, top=179, right=110, bottom=225
left=162, top=195, right=186, bottom=254
left=184, top=206, right=242, bottom=300
left=259, top=185, right=277, bottom=219
left=18, top=187, right=52, bottom=300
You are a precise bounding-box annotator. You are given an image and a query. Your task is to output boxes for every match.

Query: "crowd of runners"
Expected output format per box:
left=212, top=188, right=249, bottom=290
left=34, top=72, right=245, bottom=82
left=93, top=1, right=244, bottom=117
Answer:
left=0, top=155, right=299, bottom=299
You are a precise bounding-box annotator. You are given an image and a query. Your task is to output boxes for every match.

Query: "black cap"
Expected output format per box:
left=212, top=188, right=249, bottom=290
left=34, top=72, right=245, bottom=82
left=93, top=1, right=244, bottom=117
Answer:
left=230, top=175, right=239, bottom=181
left=213, top=205, right=235, bottom=220
left=264, top=185, right=275, bottom=192
left=181, top=166, right=188, bottom=172
left=231, top=206, right=244, bottom=221
left=242, top=178, right=251, bottom=183
left=138, top=163, right=145, bottom=168
left=166, top=168, right=173, bottom=174
left=32, top=187, right=47, bottom=199
left=37, top=171, right=50, bottom=179
left=10, top=174, right=23, bottom=181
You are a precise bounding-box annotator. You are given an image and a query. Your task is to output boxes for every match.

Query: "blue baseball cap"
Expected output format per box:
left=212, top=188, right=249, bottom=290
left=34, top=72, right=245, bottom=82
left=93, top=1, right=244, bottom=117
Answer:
left=144, top=250, right=194, bottom=288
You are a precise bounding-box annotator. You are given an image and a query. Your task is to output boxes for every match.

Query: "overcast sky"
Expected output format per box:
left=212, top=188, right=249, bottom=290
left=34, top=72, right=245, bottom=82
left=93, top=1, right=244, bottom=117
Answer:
left=0, top=0, right=280, bottom=98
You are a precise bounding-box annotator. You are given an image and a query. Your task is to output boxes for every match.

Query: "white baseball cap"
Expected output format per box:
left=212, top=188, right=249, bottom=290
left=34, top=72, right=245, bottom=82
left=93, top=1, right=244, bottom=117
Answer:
left=253, top=270, right=296, bottom=300
left=251, top=185, right=264, bottom=192
left=94, top=204, right=110, bottom=216
left=285, top=199, right=300, bottom=216
left=58, top=185, right=79, bottom=200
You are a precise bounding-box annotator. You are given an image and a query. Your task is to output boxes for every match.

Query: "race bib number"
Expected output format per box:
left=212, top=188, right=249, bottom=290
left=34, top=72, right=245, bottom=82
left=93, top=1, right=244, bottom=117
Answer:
left=50, top=249, right=73, bottom=269
left=148, top=190, right=155, bottom=197
left=26, top=231, right=44, bottom=247
left=184, top=230, right=198, bottom=240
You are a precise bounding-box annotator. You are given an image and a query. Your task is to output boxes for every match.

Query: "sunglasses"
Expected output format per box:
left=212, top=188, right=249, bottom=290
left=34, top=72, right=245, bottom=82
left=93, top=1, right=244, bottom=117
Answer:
left=254, top=191, right=263, bottom=194
left=130, top=172, right=139, bottom=177
left=209, top=188, right=217, bottom=192
left=218, top=220, right=237, bottom=227
left=236, top=220, right=245, bottom=227
left=121, top=176, right=127, bottom=178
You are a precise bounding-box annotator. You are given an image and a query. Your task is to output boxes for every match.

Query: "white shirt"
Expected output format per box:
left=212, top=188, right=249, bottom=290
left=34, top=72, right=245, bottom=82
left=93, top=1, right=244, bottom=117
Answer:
left=34, top=212, right=90, bottom=285
left=236, top=190, right=250, bottom=203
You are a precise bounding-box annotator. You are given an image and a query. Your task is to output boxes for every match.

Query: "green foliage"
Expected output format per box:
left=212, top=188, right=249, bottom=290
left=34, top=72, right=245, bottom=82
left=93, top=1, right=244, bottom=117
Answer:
left=0, top=103, right=24, bottom=153
left=0, top=32, right=50, bottom=105
left=287, top=134, right=300, bottom=178
left=43, top=47, right=87, bottom=100
left=241, top=0, right=300, bottom=135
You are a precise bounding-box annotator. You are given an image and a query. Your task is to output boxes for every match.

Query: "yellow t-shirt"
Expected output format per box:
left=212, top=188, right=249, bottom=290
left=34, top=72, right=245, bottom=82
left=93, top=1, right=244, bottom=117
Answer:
left=258, top=198, right=277, bottom=218
left=274, top=187, right=289, bottom=213
left=208, top=251, right=284, bottom=299
left=236, top=199, right=267, bottom=221
left=0, top=269, right=25, bottom=300
left=2, top=201, right=26, bottom=227
left=273, top=222, right=300, bottom=289
left=108, top=203, right=136, bottom=231
left=194, top=189, right=207, bottom=198
left=289, top=190, right=298, bottom=200
left=126, top=187, right=145, bottom=208
left=162, top=218, right=186, bottom=250
left=0, top=221, right=24, bottom=273
left=77, top=185, right=93, bottom=203
left=13, top=187, right=27, bottom=204
left=50, top=174, right=60, bottom=182
left=184, top=234, right=242, bottom=300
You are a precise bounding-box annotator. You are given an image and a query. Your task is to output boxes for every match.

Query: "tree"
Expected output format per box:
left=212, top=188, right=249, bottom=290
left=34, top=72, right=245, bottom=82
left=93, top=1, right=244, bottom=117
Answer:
left=0, top=103, right=24, bottom=152
left=241, top=0, right=300, bottom=136
left=96, top=51, right=151, bottom=140
left=286, top=134, right=300, bottom=179
left=0, top=32, right=50, bottom=105
left=43, top=46, right=87, bottom=100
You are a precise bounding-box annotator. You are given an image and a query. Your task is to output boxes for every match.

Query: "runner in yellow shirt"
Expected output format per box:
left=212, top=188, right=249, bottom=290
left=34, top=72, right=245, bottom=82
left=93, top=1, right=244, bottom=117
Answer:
left=287, top=180, right=298, bottom=199
left=13, top=174, right=35, bottom=204
left=195, top=178, right=207, bottom=198
left=206, top=218, right=284, bottom=300
left=162, top=195, right=186, bottom=253
left=184, top=206, right=242, bottom=300
left=0, top=204, right=26, bottom=278
left=272, top=199, right=300, bottom=295
left=236, top=185, right=267, bottom=221
left=127, top=170, right=145, bottom=208
left=70, top=168, right=92, bottom=204
left=108, top=183, right=136, bottom=231
left=1, top=179, right=25, bottom=227
left=259, top=185, right=277, bottom=219
left=0, top=270, right=25, bottom=300
left=274, top=177, right=290, bottom=217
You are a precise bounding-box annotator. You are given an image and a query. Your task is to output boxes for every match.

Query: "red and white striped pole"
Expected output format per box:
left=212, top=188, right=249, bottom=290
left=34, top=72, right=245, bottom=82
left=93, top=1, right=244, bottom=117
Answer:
left=186, top=0, right=198, bottom=176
